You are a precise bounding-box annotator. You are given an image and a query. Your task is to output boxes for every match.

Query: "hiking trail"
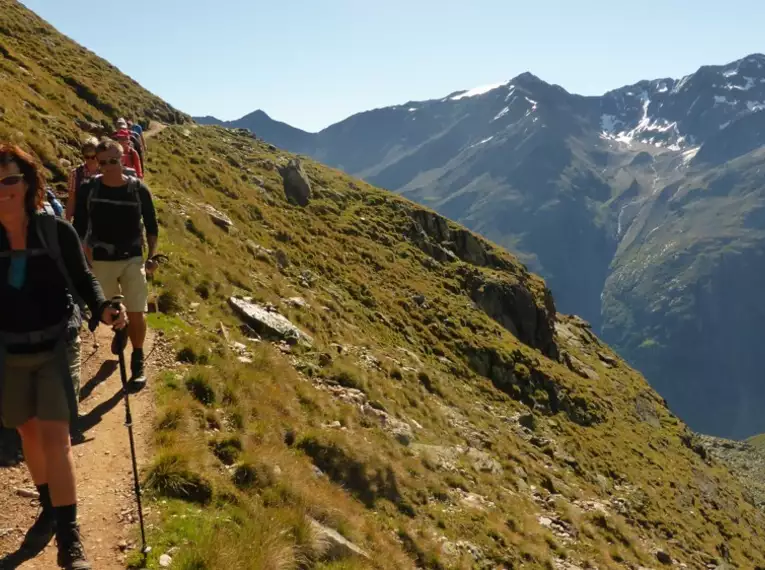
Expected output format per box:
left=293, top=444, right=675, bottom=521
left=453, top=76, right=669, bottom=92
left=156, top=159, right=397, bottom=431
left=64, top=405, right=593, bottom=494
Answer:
left=0, top=327, right=173, bottom=569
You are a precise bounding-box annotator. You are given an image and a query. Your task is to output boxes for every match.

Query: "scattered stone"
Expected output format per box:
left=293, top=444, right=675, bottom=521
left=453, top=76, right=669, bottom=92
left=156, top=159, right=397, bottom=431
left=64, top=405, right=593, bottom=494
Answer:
left=411, top=294, right=427, bottom=306
left=274, top=249, right=290, bottom=269
left=284, top=296, right=308, bottom=309
left=518, top=413, right=536, bottom=431
left=597, top=351, right=618, bottom=367
left=279, top=158, right=312, bottom=206
left=228, top=297, right=313, bottom=346
left=117, top=539, right=128, bottom=551
left=562, top=351, right=599, bottom=380
left=310, top=518, right=369, bottom=561
left=655, top=549, right=672, bottom=564
left=465, top=448, right=502, bottom=474
left=15, top=488, right=38, bottom=499
left=202, top=204, right=234, bottom=231
left=159, top=553, right=173, bottom=567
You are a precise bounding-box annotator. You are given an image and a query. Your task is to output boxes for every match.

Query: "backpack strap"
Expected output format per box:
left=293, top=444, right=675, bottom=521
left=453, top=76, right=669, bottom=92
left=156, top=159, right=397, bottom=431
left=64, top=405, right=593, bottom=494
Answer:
left=35, top=213, right=86, bottom=313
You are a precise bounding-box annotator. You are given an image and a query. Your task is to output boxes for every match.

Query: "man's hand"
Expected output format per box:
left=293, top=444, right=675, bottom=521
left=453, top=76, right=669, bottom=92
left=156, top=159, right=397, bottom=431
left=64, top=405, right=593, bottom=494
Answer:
left=145, top=257, right=159, bottom=276
left=101, top=303, right=128, bottom=329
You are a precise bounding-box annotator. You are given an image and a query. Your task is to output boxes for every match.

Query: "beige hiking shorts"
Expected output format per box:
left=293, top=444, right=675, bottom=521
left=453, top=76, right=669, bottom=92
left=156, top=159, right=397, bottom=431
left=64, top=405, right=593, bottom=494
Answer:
left=92, top=256, right=148, bottom=313
left=1, top=351, right=71, bottom=428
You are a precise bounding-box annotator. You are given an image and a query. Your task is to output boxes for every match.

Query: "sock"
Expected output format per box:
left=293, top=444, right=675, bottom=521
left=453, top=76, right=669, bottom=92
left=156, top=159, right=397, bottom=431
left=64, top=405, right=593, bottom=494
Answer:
left=36, top=484, right=53, bottom=514
left=54, top=504, right=77, bottom=529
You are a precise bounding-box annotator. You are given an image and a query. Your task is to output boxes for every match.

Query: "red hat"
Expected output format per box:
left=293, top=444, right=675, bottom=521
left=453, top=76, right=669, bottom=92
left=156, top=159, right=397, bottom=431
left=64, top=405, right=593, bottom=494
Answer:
left=113, top=129, right=131, bottom=140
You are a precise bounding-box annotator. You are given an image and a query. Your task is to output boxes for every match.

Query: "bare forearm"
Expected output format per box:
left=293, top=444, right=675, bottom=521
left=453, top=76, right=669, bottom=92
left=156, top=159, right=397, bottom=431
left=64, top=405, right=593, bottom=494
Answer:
left=147, top=235, right=158, bottom=259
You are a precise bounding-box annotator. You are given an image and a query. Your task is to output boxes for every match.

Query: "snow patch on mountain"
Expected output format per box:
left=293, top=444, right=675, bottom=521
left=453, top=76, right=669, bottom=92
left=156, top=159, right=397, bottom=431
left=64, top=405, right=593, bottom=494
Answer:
left=600, top=92, right=686, bottom=148
left=451, top=82, right=507, bottom=100
left=469, top=136, right=494, bottom=148
left=492, top=106, right=510, bottom=121
left=726, top=76, right=756, bottom=91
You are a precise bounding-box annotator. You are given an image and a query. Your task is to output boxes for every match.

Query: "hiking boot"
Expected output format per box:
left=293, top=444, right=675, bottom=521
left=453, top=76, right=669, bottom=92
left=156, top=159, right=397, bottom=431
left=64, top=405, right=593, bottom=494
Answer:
left=130, top=349, right=146, bottom=389
left=20, top=509, right=56, bottom=552
left=56, top=524, right=91, bottom=570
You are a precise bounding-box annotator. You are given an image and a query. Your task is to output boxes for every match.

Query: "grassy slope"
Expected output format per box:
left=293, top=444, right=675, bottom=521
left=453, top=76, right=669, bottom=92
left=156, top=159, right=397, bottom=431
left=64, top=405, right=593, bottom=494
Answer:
left=0, top=0, right=187, bottom=181
left=3, top=2, right=765, bottom=567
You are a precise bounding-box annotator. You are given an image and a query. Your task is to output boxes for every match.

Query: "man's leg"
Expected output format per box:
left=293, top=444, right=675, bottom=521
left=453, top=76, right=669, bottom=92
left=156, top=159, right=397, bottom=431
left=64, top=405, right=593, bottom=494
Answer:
left=122, top=257, right=149, bottom=386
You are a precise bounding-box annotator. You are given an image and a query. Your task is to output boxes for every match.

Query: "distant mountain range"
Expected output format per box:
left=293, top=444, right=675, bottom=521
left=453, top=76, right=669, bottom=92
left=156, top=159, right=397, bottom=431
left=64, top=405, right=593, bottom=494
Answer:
left=195, top=54, right=765, bottom=439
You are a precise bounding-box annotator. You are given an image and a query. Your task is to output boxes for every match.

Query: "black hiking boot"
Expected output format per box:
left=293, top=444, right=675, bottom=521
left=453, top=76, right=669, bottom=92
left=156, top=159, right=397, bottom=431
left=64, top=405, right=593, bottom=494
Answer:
left=55, top=523, right=91, bottom=570
left=20, top=509, right=56, bottom=552
left=129, top=349, right=146, bottom=389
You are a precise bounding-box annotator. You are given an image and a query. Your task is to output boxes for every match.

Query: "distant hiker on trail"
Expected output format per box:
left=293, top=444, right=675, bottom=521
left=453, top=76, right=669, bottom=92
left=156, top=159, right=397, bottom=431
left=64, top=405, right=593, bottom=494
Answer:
left=113, top=129, right=143, bottom=179
left=73, top=139, right=159, bottom=389
left=0, top=143, right=126, bottom=570
left=127, top=119, right=147, bottom=153
left=65, top=138, right=100, bottom=222
left=116, top=117, right=145, bottom=171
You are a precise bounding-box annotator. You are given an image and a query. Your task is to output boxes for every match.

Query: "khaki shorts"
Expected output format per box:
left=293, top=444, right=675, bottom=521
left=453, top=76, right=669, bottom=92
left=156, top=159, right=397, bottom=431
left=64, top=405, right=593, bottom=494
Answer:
left=92, top=257, right=148, bottom=313
left=1, top=351, right=71, bottom=428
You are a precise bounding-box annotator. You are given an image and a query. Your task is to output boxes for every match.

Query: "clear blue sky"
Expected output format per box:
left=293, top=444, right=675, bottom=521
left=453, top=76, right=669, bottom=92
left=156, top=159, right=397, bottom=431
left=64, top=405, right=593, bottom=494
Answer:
left=21, top=0, right=765, bottom=132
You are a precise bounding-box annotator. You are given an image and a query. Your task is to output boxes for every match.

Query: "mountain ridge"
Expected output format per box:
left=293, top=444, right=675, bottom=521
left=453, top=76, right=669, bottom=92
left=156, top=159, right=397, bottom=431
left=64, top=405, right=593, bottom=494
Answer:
left=196, top=53, right=765, bottom=439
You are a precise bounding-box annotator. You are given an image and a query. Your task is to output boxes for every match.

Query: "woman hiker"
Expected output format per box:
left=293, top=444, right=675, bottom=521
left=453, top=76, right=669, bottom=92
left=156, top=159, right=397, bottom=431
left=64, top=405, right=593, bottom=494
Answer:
left=0, top=143, right=126, bottom=569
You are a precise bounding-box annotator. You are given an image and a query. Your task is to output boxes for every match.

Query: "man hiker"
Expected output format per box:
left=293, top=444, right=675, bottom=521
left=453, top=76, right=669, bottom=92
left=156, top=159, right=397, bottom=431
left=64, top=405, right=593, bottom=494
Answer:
left=73, top=139, right=158, bottom=388
left=113, top=130, right=143, bottom=179
left=0, top=142, right=126, bottom=569
left=65, top=138, right=100, bottom=222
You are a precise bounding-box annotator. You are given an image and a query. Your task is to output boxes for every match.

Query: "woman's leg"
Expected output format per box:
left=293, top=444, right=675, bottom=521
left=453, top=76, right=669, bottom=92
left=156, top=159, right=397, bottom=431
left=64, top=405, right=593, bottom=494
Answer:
left=38, top=420, right=76, bottom=506
left=17, top=418, right=57, bottom=550
left=17, top=418, right=46, bottom=485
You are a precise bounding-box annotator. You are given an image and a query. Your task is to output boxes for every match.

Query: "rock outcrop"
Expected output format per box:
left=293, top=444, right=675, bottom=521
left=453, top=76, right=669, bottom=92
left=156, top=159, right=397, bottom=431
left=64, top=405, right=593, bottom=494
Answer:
left=279, top=158, right=312, bottom=206
left=228, top=297, right=313, bottom=345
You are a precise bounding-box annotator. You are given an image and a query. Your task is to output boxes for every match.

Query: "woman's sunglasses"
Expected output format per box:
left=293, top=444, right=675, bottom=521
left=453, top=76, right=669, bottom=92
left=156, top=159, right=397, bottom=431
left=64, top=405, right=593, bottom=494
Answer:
left=83, top=154, right=97, bottom=161
left=98, top=158, right=121, bottom=166
left=0, top=174, right=24, bottom=187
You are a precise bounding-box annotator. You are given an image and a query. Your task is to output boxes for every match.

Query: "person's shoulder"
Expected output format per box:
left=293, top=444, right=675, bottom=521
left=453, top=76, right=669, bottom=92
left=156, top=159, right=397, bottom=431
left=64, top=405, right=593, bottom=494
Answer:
left=136, top=179, right=153, bottom=195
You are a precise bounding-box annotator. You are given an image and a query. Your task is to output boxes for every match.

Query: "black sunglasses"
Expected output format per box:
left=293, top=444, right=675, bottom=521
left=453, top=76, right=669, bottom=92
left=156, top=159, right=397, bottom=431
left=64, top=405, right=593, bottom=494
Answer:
left=98, top=158, right=121, bottom=166
left=0, top=174, right=24, bottom=187
left=84, top=154, right=97, bottom=160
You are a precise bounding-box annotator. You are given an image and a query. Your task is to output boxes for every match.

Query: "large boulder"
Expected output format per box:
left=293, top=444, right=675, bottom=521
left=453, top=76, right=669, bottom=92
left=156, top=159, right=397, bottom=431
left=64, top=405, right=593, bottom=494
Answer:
left=279, top=158, right=312, bottom=206
left=228, top=297, right=313, bottom=345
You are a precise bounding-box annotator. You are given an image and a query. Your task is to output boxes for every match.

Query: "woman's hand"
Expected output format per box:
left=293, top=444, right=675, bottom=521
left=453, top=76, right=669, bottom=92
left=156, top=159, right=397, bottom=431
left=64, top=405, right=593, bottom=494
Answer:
left=101, top=303, right=128, bottom=329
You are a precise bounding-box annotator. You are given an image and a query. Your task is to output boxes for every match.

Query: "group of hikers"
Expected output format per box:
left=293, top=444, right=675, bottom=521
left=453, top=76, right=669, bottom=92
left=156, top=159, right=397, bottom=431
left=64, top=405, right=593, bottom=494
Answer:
left=0, top=117, right=159, bottom=569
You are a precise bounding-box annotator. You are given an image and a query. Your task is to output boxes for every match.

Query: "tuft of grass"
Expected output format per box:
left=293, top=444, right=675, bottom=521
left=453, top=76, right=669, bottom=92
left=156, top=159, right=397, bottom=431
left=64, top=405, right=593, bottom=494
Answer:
left=185, top=370, right=216, bottom=406
left=210, top=435, right=243, bottom=465
left=145, top=452, right=213, bottom=504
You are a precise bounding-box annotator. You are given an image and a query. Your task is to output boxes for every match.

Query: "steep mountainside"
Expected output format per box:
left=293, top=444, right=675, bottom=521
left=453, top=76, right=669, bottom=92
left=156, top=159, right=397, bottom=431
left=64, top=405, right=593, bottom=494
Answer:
left=199, top=54, right=765, bottom=438
left=0, top=0, right=188, bottom=181
left=6, top=2, right=765, bottom=566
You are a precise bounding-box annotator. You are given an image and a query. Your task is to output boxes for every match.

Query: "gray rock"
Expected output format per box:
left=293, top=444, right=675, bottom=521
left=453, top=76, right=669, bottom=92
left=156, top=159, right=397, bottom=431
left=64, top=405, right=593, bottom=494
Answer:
left=310, top=519, right=369, bottom=561
left=228, top=297, right=313, bottom=346
left=279, top=158, right=312, bottom=206
left=203, top=204, right=234, bottom=232
left=655, top=549, right=672, bottom=564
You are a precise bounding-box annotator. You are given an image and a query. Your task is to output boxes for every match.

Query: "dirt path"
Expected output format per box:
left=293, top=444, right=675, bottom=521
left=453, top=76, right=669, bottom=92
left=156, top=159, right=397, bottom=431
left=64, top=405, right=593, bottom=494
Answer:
left=0, top=327, right=164, bottom=569
left=144, top=121, right=167, bottom=139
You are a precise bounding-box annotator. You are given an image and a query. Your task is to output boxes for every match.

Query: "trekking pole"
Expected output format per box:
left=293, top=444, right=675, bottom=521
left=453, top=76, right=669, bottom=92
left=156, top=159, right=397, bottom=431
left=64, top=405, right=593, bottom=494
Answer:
left=110, top=295, right=150, bottom=558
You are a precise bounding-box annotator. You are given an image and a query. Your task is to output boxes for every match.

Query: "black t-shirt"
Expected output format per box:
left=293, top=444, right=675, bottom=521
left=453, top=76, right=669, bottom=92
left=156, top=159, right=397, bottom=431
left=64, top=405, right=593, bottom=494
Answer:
left=73, top=177, right=158, bottom=261
left=0, top=217, right=107, bottom=353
